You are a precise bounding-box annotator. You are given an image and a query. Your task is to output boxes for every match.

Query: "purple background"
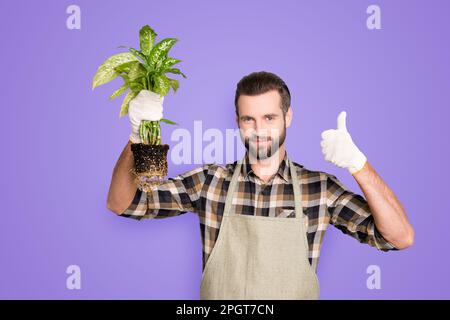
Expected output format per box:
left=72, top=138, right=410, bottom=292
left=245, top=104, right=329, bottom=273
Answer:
left=1, top=0, right=448, bottom=299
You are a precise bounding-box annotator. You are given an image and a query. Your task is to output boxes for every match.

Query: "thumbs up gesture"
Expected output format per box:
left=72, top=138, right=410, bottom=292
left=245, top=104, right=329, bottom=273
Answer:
left=320, top=111, right=367, bottom=175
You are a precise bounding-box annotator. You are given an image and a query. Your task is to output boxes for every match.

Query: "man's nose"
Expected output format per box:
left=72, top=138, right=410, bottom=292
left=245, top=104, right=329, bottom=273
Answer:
left=254, top=120, right=270, bottom=135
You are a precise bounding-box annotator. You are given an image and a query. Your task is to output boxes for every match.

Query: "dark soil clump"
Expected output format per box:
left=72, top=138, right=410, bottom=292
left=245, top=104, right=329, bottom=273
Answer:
left=130, top=143, right=170, bottom=191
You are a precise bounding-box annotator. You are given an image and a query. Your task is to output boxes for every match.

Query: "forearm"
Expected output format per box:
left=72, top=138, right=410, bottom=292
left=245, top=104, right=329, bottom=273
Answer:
left=351, top=160, right=414, bottom=249
left=106, top=140, right=138, bottom=215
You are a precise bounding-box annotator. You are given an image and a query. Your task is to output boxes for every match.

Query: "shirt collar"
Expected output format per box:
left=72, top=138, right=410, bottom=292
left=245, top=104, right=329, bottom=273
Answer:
left=241, top=151, right=296, bottom=183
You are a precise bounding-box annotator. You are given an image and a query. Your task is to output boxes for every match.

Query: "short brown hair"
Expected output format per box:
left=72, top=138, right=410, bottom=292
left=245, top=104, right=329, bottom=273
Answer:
left=234, top=71, right=291, bottom=117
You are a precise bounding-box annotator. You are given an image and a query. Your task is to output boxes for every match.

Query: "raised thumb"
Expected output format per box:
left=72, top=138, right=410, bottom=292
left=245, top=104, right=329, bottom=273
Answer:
left=337, top=111, right=347, bottom=131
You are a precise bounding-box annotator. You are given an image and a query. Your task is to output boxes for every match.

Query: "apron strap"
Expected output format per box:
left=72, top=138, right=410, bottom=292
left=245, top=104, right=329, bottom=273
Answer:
left=289, top=158, right=304, bottom=221
left=289, top=157, right=310, bottom=254
left=223, top=158, right=243, bottom=217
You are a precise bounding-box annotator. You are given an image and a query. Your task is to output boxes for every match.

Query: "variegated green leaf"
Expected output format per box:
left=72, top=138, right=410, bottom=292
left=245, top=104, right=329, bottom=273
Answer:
left=129, top=79, right=145, bottom=93
left=160, top=118, right=178, bottom=125
left=148, top=38, right=178, bottom=69
left=119, top=90, right=138, bottom=117
left=139, top=25, right=157, bottom=56
left=166, top=67, right=187, bottom=79
left=155, top=59, right=164, bottom=72
left=128, top=47, right=147, bottom=63
left=114, top=60, right=140, bottom=74
left=109, top=83, right=129, bottom=100
left=167, top=77, right=179, bottom=93
left=128, top=62, right=147, bottom=81
left=153, top=75, right=170, bottom=96
left=161, top=57, right=181, bottom=71
left=92, top=52, right=138, bottom=89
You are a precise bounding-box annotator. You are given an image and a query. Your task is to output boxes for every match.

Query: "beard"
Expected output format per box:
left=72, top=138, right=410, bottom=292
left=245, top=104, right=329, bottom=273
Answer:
left=242, top=124, right=286, bottom=161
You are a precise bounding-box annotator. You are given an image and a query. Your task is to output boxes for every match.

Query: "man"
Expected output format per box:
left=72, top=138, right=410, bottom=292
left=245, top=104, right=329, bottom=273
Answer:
left=107, top=71, right=414, bottom=300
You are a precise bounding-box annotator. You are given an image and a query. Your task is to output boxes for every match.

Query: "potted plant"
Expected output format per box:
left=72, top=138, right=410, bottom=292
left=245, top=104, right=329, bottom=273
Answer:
left=92, top=24, right=186, bottom=192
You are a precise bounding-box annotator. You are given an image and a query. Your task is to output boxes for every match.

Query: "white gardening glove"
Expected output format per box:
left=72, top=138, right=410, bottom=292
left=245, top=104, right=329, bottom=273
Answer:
left=320, top=111, right=367, bottom=175
left=128, top=90, right=164, bottom=143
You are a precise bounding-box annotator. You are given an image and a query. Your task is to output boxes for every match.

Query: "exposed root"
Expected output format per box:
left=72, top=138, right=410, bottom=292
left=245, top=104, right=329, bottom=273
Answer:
left=130, top=167, right=167, bottom=192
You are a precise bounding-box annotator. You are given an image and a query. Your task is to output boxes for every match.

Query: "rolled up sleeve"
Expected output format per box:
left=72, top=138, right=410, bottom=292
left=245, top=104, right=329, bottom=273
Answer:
left=326, top=174, right=398, bottom=252
left=120, top=164, right=210, bottom=220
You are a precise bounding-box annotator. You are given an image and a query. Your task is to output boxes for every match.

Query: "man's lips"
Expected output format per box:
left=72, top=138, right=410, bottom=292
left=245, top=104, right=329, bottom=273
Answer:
left=250, top=138, right=271, bottom=145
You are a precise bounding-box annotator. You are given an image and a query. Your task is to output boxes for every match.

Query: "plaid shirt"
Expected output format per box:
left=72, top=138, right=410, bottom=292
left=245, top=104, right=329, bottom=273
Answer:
left=120, top=151, right=397, bottom=273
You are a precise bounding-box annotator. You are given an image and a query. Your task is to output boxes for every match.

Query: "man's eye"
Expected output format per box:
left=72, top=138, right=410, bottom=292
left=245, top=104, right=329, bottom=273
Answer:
left=266, top=116, right=273, bottom=121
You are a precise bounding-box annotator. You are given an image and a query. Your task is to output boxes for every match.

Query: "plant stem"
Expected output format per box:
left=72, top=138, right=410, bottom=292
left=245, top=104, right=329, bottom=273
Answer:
left=137, top=120, right=162, bottom=145
left=157, top=124, right=161, bottom=145
left=139, top=120, right=144, bottom=143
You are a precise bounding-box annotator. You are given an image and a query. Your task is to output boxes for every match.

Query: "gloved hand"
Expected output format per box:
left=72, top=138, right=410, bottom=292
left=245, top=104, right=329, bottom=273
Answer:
left=320, top=111, right=367, bottom=175
left=128, top=89, right=164, bottom=143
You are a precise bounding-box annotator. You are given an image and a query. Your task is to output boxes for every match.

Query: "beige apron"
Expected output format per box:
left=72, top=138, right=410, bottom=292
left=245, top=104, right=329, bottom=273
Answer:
left=200, top=156, right=320, bottom=300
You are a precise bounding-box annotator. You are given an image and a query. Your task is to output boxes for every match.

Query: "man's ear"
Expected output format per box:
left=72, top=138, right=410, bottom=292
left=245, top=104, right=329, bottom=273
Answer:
left=236, top=115, right=239, bottom=126
left=285, top=106, right=293, bottom=128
